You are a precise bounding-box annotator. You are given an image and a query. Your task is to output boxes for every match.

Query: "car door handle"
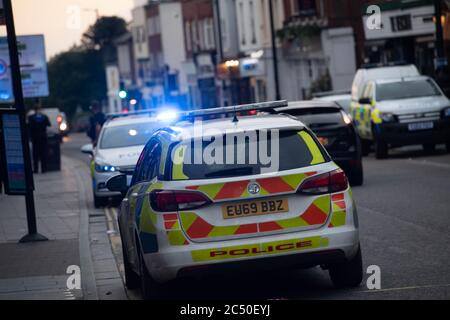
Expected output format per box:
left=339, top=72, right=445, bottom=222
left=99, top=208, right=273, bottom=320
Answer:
left=131, top=193, right=139, bottom=198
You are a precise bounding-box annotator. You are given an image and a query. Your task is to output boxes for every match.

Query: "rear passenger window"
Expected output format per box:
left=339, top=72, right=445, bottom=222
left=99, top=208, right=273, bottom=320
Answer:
left=132, top=140, right=161, bottom=184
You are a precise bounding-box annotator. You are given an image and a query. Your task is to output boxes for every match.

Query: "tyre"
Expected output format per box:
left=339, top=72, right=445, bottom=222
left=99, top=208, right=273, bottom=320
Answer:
left=121, top=240, right=140, bottom=290
left=348, top=162, right=364, bottom=186
left=374, top=136, right=388, bottom=159
left=93, top=193, right=108, bottom=208
left=361, top=139, right=371, bottom=157
left=139, top=250, right=162, bottom=300
left=423, top=144, right=436, bottom=153
left=329, top=246, right=363, bottom=289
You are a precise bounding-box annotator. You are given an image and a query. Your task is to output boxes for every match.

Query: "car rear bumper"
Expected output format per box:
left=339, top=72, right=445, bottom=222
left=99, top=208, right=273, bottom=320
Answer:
left=144, top=224, right=359, bottom=283
left=377, top=119, right=450, bottom=146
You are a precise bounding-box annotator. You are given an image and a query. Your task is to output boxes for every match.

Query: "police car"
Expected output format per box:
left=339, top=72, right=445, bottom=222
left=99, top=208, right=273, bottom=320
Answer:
left=82, top=113, right=166, bottom=208
left=106, top=101, right=362, bottom=299
left=352, top=75, right=450, bottom=158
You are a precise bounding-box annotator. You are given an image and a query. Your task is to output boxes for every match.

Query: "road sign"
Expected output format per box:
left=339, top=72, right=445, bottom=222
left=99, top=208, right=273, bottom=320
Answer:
left=0, top=109, right=27, bottom=195
left=0, top=35, right=49, bottom=102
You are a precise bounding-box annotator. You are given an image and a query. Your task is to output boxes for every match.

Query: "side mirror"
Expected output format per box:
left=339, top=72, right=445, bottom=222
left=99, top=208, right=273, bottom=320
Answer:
left=81, top=144, right=94, bottom=155
left=359, top=97, right=372, bottom=105
left=106, top=174, right=128, bottom=194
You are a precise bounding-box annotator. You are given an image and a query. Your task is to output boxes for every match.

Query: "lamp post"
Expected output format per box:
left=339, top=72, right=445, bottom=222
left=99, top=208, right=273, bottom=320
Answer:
left=268, top=0, right=281, bottom=100
left=434, top=0, right=447, bottom=71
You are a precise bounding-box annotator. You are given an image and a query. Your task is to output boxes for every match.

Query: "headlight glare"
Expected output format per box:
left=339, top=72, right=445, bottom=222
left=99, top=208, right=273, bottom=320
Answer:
left=95, top=163, right=118, bottom=173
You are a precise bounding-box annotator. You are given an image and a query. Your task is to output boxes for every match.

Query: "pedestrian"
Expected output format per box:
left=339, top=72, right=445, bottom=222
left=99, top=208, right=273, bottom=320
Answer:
left=87, top=101, right=106, bottom=146
left=28, top=104, right=51, bottom=174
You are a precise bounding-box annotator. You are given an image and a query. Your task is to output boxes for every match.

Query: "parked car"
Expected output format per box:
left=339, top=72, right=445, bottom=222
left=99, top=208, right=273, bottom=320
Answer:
left=314, top=92, right=352, bottom=114
left=107, top=102, right=362, bottom=299
left=351, top=76, right=450, bottom=159
left=350, top=63, right=420, bottom=154
left=276, top=101, right=363, bottom=186
left=81, top=114, right=163, bottom=208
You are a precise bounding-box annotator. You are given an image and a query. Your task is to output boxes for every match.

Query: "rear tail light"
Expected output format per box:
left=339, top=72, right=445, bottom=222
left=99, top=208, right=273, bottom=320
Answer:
left=298, top=169, right=348, bottom=195
left=150, top=190, right=211, bottom=212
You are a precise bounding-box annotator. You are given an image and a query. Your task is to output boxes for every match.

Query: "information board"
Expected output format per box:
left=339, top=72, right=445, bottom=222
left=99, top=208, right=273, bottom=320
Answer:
left=0, top=110, right=27, bottom=195
left=0, top=35, right=49, bottom=102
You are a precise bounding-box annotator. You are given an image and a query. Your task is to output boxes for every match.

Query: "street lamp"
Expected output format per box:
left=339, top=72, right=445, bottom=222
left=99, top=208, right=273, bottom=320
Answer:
left=268, top=0, right=281, bottom=100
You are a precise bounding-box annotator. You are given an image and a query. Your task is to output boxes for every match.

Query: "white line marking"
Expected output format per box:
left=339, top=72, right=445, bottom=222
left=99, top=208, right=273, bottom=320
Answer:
left=407, top=158, right=450, bottom=170
left=360, top=283, right=450, bottom=293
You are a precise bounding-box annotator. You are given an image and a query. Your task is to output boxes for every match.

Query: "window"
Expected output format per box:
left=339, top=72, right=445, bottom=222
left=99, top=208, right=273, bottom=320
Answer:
left=250, top=1, right=257, bottom=44
left=185, top=21, right=192, bottom=52
left=290, top=0, right=300, bottom=15
left=205, top=18, right=215, bottom=50
left=391, top=15, right=412, bottom=32
left=239, top=1, right=246, bottom=45
left=133, top=140, right=162, bottom=184
left=192, top=20, right=199, bottom=51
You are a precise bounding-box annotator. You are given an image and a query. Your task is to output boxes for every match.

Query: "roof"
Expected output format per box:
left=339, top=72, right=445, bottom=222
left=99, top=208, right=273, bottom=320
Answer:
left=104, top=115, right=160, bottom=128
left=315, top=94, right=351, bottom=101
left=164, top=114, right=305, bottom=141
left=275, top=100, right=341, bottom=112
left=373, top=75, right=431, bottom=84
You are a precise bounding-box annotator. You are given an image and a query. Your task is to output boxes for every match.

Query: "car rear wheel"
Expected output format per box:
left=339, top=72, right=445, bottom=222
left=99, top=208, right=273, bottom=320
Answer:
left=329, top=246, right=363, bottom=289
left=446, top=142, right=450, bottom=153
left=93, top=193, right=108, bottom=208
left=139, top=249, right=162, bottom=300
left=122, top=240, right=140, bottom=290
left=348, top=162, right=364, bottom=186
left=361, top=139, right=371, bottom=157
left=423, top=144, right=436, bottom=153
left=374, top=136, right=388, bottom=159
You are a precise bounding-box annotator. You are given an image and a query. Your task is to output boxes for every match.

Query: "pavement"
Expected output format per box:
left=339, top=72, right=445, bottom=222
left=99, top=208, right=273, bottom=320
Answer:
left=0, top=134, right=127, bottom=300
left=1, top=133, right=450, bottom=300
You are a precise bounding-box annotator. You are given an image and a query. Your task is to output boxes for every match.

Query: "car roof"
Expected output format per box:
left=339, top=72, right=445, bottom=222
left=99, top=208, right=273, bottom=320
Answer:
left=162, top=114, right=305, bottom=141
left=104, top=115, right=160, bottom=128
left=314, top=94, right=351, bottom=101
left=275, top=100, right=341, bottom=112
left=373, top=75, right=431, bottom=84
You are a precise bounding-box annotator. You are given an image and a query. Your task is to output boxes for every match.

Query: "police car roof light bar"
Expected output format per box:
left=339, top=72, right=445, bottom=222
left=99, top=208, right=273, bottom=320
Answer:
left=180, top=100, right=288, bottom=120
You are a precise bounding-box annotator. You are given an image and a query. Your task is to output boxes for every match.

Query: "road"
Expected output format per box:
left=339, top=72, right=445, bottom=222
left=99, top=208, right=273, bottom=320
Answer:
left=63, top=133, right=450, bottom=300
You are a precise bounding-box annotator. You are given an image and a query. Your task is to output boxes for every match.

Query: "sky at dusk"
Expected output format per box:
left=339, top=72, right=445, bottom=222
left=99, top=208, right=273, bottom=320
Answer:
left=1, top=0, right=134, bottom=60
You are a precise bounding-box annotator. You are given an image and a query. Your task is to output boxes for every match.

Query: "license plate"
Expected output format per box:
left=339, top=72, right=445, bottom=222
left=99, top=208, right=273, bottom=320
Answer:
left=408, top=122, right=434, bottom=131
left=222, top=198, right=289, bottom=220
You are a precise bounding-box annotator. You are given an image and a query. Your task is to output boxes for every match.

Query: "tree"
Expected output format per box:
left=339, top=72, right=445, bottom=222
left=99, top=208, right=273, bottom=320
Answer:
left=82, top=16, right=128, bottom=63
left=43, top=47, right=107, bottom=118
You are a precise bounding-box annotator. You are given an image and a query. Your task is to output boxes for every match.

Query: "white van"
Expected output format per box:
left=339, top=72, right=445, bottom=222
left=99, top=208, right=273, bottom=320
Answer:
left=351, top=64, right=420, bottom=104
left=351, top=74, right=450, bottom=159
left=350, top=64, right=421, bottom=155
